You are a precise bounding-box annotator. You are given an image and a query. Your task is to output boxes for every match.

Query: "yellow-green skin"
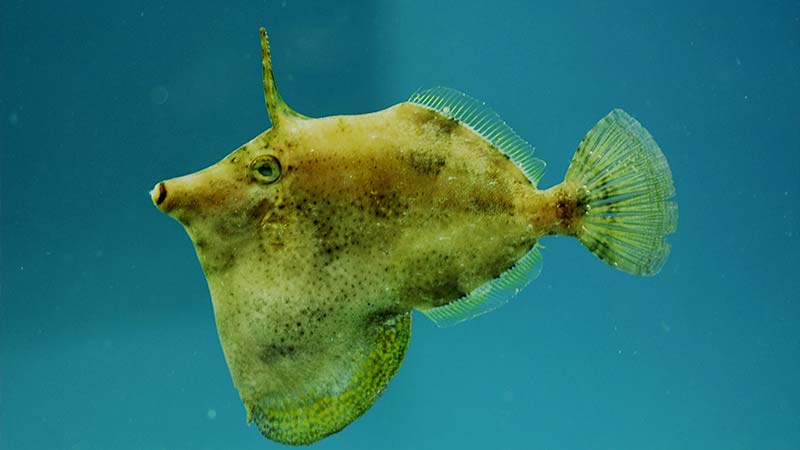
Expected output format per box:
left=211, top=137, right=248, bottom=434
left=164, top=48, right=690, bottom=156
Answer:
left=152, top=28, right=581, bottom=446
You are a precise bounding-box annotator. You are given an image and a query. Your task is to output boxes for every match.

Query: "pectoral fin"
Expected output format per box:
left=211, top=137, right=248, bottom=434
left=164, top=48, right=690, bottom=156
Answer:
left=249, top=312, right=411, bottom=445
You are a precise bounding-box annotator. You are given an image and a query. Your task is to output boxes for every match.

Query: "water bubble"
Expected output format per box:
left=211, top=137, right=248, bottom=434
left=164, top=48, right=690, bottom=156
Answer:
left=207, top=408, right=217, bottom=419
left=150, top=85, right=169, bottom=105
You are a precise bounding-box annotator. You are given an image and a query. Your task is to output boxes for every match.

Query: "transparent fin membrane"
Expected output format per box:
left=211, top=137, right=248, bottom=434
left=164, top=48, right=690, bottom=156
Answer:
left=420, top=244, right=543, bottom=327
left=409, top=87, right=546, bottom=186
left=566, top=109, right=677, bottom=276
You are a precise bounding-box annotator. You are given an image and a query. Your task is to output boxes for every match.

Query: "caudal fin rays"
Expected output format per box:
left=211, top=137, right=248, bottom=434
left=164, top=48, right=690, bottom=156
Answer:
left=566, top=109, right=677, bottom=275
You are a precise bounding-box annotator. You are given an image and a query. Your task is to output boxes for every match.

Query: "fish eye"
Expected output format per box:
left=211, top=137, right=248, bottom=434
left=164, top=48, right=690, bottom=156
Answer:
left=249, top=155, right=282, bottom=184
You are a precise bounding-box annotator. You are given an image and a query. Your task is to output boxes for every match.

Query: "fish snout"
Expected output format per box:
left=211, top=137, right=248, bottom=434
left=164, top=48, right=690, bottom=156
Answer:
left=150, top=177, right=188, bottom=217
left=150, top=165, right=236, bottom=221
left=150, top=182, right=168, bottom=209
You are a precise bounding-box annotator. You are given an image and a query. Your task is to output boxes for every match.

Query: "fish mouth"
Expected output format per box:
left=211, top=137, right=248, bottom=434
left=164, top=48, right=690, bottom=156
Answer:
left=150, top=182, right=168, bottom=209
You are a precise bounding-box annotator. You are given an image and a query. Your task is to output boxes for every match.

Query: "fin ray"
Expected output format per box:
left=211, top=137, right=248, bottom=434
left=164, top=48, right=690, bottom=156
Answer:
left=409, top=87, right=546, bottom=186
left=259, top=27, right=306, bottom=125
left=566, top=109, right=677, bottom=275
left=419, top=244, right=544, bottom=327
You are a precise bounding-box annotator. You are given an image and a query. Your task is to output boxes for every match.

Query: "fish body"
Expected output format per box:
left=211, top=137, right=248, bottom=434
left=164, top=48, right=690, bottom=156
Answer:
left=151, top=28, right=677, bottom=445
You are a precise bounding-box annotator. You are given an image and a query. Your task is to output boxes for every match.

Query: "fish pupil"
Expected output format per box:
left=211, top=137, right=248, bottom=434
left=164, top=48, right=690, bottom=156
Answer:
left=250, top=155, right=281, bottom=183
left=258, top=164, right=274, bottom=177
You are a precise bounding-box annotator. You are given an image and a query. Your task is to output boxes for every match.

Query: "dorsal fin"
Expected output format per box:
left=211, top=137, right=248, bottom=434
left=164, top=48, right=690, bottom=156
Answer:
left=408, top=87, right=546, bottom=186
left=418, top=244, right=544, bottom=327
left=259, top=27, right=306, bottom=127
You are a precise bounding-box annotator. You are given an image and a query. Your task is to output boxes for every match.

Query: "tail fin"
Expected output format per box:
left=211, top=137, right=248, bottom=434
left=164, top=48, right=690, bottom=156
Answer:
left=565, top=109, right=677, bottom=276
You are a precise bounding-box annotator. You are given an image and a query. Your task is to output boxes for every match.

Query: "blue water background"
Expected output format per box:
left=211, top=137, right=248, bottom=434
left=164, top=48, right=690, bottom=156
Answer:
left=2, top=1, right=799, bottom=449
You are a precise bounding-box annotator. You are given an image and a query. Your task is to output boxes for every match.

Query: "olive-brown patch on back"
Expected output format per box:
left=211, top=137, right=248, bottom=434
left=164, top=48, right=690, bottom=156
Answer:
left=465, top=165, right=516, bottom=215
left=467, top=188, right=514, bottom=215
left=405, top=150, right=447, bottom=176
left=412, top=107, right=460, bottom=135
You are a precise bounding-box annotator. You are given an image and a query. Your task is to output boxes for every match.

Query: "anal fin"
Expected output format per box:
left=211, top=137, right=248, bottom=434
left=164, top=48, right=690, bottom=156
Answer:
left=418, top=244, right=543, bottom=327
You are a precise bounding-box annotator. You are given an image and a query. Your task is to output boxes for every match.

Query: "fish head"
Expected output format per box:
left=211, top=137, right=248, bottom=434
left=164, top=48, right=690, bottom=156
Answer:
left=150, top=23, right=310, bottom=269
left=150, top=129, right=287, bottom=259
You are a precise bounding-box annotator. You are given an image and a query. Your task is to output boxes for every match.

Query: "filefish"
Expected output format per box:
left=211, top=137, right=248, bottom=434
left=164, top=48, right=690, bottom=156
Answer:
left=151, top=27, right=677, bottom=445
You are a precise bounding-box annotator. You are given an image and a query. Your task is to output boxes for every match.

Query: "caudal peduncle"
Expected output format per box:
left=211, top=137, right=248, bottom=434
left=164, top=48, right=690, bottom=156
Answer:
left=526, top=181, right=590, bottom=238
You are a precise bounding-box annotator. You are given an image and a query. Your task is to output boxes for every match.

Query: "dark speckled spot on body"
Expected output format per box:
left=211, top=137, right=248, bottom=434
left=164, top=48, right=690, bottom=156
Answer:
left=298, top=307, right=330, bottom=325
left=200, top=248, right=237, bottom=275
left=249, top=198, right=273, bottom=221
left=432, top=115, right=459, bottom=135
left=413, top=108, right=460, bottom=135
left=336, top=118, right=351, bottom=133
left=363, top=190, right=405, bottom=220
left=258, top=343, right=298, bottom=364
left=430, top=279, right=467, bottom=306
left=468, top=190, right=512, bottom=214
left=406, top=150, right=446, bottom=176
